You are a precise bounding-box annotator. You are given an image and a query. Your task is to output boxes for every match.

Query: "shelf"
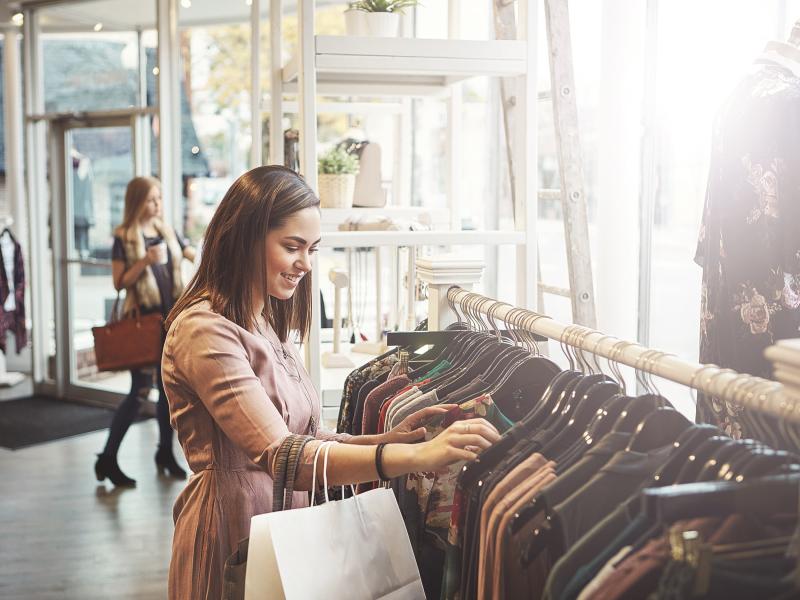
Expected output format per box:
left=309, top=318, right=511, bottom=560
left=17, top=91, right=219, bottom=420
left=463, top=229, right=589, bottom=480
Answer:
left=319, top=229, right=526, bottom=248
left=283, top=36, right=527, bottom=97
left=320, top=206, right=450, bottom=231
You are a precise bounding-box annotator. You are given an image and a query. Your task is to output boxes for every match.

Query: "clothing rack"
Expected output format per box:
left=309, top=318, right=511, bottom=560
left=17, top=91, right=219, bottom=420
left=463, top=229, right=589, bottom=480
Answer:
left=445, top=286, right=799, bottom=423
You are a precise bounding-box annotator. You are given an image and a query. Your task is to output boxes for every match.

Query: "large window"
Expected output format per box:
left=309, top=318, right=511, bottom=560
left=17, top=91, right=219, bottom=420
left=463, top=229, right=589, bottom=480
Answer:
left=647, top=1, right=794, bottom=414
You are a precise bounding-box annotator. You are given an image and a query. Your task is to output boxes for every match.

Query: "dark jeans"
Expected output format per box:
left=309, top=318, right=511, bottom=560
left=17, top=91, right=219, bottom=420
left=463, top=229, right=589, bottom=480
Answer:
left=102, top=365, right=172, bottom=457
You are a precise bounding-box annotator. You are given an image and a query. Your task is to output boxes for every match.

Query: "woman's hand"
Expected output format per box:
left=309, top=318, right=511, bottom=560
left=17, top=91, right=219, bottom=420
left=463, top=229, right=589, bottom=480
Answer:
left=145, top=244, right=164, bottom=265
left=412, top=418, right=501, bottom=472
left=382, top=404, right=458, bottom=444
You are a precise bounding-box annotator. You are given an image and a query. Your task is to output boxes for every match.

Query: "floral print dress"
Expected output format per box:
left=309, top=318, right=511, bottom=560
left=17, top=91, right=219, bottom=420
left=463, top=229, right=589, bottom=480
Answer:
left=695, top=53, right=800, bottom=437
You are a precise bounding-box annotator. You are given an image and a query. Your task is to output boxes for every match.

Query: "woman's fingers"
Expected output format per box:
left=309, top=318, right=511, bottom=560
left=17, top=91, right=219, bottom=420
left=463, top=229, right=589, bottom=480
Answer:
left=449, top=433, right=494, bottom=451
left=449, top=420, right=501, bottom=443
left=449, top=447, right=480, bottom=462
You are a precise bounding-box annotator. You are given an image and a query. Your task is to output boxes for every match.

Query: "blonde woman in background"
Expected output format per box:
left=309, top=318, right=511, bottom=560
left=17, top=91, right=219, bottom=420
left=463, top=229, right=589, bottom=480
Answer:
left=94, top=176, right=196, bottom=487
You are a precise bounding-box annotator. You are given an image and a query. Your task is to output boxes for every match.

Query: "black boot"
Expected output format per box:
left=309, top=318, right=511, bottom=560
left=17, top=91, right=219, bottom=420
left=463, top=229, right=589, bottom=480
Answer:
left=94, top=453, right=136, bottom=487
left=155, top=445, right=187, bottom=479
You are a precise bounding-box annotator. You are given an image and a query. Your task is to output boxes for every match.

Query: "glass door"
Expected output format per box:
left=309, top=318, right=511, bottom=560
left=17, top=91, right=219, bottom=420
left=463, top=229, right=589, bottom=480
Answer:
left=49, top=111, right=154, bottom=404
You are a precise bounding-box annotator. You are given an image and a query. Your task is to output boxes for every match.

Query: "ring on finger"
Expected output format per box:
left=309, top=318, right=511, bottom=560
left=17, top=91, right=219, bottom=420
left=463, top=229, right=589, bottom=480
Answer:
left=464, top=445, right=479, bottom=453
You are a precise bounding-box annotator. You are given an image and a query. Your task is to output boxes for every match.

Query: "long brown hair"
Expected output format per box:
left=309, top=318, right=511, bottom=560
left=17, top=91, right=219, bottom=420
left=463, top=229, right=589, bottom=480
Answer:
left=115, top=176, right=160, bottom=238
left=166, top=166, right=320, bottom=342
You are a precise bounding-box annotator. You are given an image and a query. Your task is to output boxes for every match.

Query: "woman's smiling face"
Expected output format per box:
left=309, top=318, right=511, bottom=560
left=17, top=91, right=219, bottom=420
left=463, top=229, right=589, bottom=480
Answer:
left=264, top=207, right=321, bottom=300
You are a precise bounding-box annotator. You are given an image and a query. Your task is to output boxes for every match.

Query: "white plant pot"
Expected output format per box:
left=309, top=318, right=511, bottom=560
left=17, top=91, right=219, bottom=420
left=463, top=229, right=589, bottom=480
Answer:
left=344, top=9, right=367, bottom=36
left=364, top=12, right=400, bottom=37
left=318, top=173, right=356, bottom=209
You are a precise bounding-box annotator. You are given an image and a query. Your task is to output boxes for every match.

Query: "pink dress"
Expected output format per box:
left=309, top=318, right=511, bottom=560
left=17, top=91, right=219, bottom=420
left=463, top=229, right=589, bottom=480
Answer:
left=162, top=301, right=350, bottom=599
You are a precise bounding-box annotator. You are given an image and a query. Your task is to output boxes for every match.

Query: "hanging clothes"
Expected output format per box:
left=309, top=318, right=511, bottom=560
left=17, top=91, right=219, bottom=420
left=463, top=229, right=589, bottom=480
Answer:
left=0, top=229, right=27, bottom=354
left=338, top=324, right=800, bottom=600
left=71, top=150, right=95, bottom=257
left=695, top=46, right=800, bottom=438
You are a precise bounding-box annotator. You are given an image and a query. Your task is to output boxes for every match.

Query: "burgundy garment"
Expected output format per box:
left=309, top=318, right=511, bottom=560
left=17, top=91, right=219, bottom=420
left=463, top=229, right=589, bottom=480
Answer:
left=360, top=375, right=411, bottom=435
left=0, top=233, right=26, bottom=354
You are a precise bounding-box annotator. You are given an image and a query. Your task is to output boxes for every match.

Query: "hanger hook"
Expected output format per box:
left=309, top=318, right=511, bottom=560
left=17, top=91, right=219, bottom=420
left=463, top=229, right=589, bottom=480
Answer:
left=608, top=339, right=632, bottom=394
left=589, top=333, right=614, bottom=376
left=478, top=297, right=494, bottom=332
left=503, top=307, right=522, bottom=347
left=523, top=310, right=549, bottom=356
left=633, top=348, right=650, bottom=394
left=573, top=327, right=591, bottom=373
left=702, top=367, right=739, bottom=403
left=447, top=286, right=464, bottom=326
left=518, top=310, right=535, bottom=354
left=636, top=349, right=654, bottom=394
left=472, top=296, right=486, bottom=332
left=486, top=300, right=505, bottom=341
left=648, top=350, right=675, bottom=398
left=465, top=291, right=480, bottom=330
left=687, top=364, right=720, bottom=407
left=560, top=325, right=575, bottom=371
left=530, top=311, right=550, bottom=356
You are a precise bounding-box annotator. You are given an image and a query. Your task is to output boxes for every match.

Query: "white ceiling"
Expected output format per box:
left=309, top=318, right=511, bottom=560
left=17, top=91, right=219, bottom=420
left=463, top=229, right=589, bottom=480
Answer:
left=17, top=0, right=342, bottom=32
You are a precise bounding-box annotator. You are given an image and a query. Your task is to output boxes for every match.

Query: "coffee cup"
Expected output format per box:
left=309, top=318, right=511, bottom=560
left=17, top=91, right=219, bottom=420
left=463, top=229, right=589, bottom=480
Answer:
left=155, top=241, right=168, bottom=265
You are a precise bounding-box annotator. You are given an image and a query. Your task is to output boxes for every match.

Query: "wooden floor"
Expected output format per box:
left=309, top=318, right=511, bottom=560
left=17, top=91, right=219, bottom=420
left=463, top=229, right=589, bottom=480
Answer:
left=0, top=419, right=188, bottom=599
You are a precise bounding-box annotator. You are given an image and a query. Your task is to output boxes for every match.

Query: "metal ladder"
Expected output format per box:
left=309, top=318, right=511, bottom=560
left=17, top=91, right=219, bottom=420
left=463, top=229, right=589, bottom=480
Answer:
left=495, top=0, right=597, bottom=328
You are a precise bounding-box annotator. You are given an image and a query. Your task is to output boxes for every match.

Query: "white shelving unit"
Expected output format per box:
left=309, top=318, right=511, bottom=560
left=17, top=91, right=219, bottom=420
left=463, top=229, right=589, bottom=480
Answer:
left=282, top=35, right=527, bottom=96
left=269, top=0, right=539, bottom=395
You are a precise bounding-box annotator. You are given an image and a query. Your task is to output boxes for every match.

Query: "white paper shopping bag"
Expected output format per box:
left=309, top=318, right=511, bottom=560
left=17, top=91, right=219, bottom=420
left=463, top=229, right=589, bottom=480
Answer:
left=245, top=443, right=425, bottom=600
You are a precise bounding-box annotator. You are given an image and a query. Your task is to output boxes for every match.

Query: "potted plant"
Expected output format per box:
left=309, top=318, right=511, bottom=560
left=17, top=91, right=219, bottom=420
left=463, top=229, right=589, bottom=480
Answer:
left=318, top=147, right=359, bottom=209
left=350, top=0, right=420, bottom=38
left=344, top=2, right=367, bottom=36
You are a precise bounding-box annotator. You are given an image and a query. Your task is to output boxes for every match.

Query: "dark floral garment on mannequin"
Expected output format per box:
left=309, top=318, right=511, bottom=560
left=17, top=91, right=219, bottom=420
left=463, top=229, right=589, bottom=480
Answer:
left=695, top=55, right=800, bottom=437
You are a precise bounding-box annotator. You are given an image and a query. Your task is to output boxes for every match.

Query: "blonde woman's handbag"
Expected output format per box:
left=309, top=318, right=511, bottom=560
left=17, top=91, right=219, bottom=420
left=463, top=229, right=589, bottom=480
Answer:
left=91, top=290, right=163, bottom=372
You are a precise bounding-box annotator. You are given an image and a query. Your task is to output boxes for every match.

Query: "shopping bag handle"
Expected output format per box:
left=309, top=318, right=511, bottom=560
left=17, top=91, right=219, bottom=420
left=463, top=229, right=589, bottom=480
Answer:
left=310, top=442, right=357, bottom=506
left=311, top=442, right=333, bottom=505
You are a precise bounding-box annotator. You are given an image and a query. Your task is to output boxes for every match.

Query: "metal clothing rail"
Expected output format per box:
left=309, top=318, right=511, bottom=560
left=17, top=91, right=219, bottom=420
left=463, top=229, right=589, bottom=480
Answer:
left=446, top=286, right=799, bottom=423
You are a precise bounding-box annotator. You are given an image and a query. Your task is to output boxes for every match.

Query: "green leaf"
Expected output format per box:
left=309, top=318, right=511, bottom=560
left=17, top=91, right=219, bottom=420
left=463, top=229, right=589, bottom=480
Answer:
left=318, top=147, right=360, bottom=174
left=352, top=0, right=420, bottom=13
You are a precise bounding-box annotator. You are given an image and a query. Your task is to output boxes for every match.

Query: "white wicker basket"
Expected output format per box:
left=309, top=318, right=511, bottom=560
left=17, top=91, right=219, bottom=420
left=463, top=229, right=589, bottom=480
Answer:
left=318, top=173, right=356, bottom=209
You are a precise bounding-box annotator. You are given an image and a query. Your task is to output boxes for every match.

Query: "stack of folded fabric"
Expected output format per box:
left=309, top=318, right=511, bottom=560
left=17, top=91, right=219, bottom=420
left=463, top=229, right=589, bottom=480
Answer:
left=764, top=338, right=800, bottom=400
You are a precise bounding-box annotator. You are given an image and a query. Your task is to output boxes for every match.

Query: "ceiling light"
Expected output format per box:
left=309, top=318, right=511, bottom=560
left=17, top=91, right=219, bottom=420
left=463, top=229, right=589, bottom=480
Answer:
left=152, top=67, right=160, bottom=76
left=246, top=0, right=253, bottom=5
left=191, top=146, right=200, bottom=155
left=181, top=0, right=192, bottom=7
left=11, top=13, right=23, bottom=27
left=93, top=23, right=103, bottom=32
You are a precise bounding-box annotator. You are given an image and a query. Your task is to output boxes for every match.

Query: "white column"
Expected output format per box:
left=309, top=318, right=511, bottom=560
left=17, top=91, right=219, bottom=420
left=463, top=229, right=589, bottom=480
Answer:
left=250, top=0, right=263, bottom=168
left=23, top=9, right=49, bottom=384
left=134, top=29, right=152, bottom=177
left=446, top=0, right=462, bottom=232
left=3, top=28, right=26, bottom=243
left=157, top=0, right=182, bottom=230
left=297, top=0, right=321, bottom=391
left=269, top=0, right=284, bottom=165
left=417, top=254, right=485, bottom=330
left=596, top=0, right=646, bottom=341
left=514, top=0, right=538, bottom=311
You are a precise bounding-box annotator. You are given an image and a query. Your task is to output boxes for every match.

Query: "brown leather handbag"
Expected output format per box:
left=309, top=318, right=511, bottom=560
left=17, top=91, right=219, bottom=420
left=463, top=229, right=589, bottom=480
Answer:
left=92, top=289, right=163, bottom=372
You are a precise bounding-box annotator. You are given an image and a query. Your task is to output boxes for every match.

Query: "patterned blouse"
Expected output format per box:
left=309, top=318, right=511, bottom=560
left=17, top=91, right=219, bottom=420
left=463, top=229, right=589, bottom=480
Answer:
left=695, top=51, right=800, bottom=437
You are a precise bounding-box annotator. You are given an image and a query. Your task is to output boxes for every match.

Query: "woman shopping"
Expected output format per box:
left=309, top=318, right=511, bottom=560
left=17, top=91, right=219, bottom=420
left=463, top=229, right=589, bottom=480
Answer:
left=95, top=176, right=196, bottom=487
left=163, top=165, right=500, bottom=599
